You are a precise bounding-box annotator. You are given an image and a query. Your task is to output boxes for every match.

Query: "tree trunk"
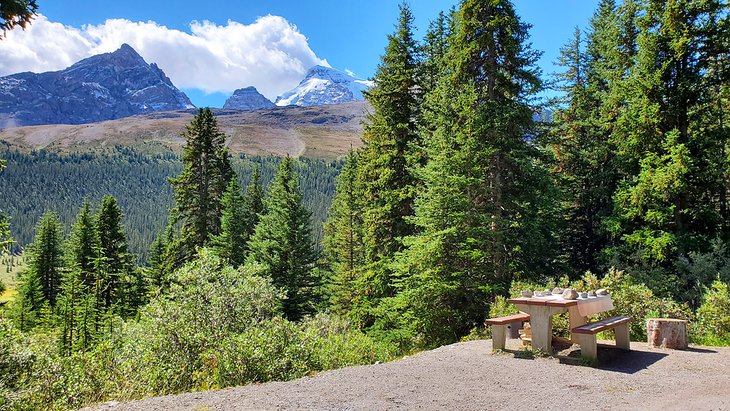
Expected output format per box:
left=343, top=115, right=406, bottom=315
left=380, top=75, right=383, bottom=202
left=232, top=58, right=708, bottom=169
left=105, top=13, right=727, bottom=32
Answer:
left=647, top=318, right=688, bottom=350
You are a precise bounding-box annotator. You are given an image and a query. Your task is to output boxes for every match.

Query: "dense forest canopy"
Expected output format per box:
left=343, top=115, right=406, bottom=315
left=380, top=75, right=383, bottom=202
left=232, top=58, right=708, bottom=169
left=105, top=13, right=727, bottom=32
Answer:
left=0, top=148, right=341, bottom=261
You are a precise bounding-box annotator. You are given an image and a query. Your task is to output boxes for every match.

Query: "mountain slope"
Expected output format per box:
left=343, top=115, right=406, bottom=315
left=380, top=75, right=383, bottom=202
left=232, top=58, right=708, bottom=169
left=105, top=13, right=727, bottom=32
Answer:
left=0, top=44, right=194, bottom=128
left=0, top=101, right=368, bottom=160
left=275, top=65, right=372, bottom=107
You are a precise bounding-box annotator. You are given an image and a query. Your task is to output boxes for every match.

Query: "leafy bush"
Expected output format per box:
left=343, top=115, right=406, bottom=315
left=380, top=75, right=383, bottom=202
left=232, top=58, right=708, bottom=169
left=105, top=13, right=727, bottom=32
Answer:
left=590, top=268, right=691, bottom=341
left=692, top=280, right=730, bottom=346
left=0, top=250, right=396, bottom=410
left=501, top=269, right=692, bottom=341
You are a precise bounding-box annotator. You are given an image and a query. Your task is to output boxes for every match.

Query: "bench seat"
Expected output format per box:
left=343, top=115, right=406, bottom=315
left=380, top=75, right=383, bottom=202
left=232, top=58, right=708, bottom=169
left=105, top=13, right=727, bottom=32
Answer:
left=485, top=313, right=530, bottom=351
left=571, top=315, right=632, bottom=360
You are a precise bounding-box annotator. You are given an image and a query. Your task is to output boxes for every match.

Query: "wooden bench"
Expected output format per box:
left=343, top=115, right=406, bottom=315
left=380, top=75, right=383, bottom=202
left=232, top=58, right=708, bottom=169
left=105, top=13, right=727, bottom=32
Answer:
left=571, top=315, right=632, bottom=360
left=485, top=313, right=531, bottom=351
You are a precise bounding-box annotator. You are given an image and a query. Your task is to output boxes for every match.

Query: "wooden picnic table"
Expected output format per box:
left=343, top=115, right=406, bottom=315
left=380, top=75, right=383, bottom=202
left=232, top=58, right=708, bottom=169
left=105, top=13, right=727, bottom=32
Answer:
left=507, top=295, right=613, bottom=354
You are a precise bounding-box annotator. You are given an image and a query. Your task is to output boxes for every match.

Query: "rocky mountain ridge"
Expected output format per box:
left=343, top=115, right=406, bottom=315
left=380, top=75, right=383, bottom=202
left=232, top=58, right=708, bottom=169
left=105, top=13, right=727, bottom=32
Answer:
left=0, top=44, right=194, bottom=128
left=222, top=86, right=275, bottom=111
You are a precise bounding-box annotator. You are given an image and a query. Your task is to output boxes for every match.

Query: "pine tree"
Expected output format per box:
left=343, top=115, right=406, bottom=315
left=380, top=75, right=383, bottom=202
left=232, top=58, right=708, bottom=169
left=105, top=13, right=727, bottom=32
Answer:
left=96, top=195, right=132, bottom=310
left=419, top=9, right=454, bottom=98
left=242, top=165, right=265, bottom=246
left=354, top=2, right=422, bottom=321
left=56, top=268, right=96, bottom=355
left=10, top=270, right=44, bottom=331
left=322, top=150, right=366, bottom=320
left=247, top=156, right=317, bottom=320
left=606, top=0, right=729, bottom=302
left=609, top=0, right=728, bottom=265
left=167, top=108, right=234, bottom=269
left=212, top=178, right=248, bottom=266
left=395, top=0, right=551, bottom=345
left=26, top=211, right=64, bottom=306
left=66, top=201, right=99, bottom=286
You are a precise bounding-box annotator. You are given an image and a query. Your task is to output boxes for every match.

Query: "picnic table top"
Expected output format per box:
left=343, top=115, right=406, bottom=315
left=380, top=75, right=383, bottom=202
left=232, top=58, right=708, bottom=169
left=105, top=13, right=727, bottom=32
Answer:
left=507, top=294, right=611, bottom=308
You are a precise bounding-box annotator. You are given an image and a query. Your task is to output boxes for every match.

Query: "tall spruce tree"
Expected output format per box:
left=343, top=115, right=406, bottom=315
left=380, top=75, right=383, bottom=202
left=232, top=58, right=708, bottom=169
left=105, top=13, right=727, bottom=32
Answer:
left=26, top=211, right=64, bottom=306
left=551, top=19, right=622, bottom=274
left=96, top=195, right=132, bottom=310
left=56, top=268, right=97, bottom=355
left=247, top=156, right=317, bottom=320
left=354, top=2, right=421, bottom=323
left=212, top=178, right=248, bottom=266
left=167, top=108, right=233, bottom=270
left=607, top=0, right=729, bottom=303
left=395, top=0, right=552, bottom=346
left=322, top=150, right=366, bottom=320
left=10, top=270, right=44, bottom=331
left=66, top=201, right=99, bottom=286
left=242, top=165, right=264, bottom=243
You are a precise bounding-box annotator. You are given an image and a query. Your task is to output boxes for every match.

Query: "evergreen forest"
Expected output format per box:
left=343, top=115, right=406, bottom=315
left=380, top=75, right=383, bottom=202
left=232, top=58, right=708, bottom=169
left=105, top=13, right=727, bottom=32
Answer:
left=1, top=0, right=729, bottom=409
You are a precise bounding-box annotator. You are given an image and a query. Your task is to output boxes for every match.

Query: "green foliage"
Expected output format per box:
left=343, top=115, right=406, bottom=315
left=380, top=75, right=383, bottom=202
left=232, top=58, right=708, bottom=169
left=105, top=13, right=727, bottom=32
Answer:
left=0, top=250, right=395, bottom=410
left=693, top=279, right=730, bottom=346
left=247, top=157, right=318, bottom=320
left=323, top=151, right=366, bottom=322
left=26, top=211, right=64, bottom=307
left=7, top=270, right=45, bottom=331
left=66, top=201, right=99, bottom=285
left=0, top=0, right=37, bottom=35
left=167, top=108, right=234, bottom=270
left=0, top=142, right=10, bottom=253
left=212, top=178, right=249, bottom=267
left=0, top=150, right=340, bottom=263
left=391, top=0, right=556, bottom=347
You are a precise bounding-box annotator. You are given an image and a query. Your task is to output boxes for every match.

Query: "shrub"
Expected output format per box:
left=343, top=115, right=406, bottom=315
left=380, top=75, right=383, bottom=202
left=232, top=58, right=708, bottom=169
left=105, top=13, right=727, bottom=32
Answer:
left=0, top=250, right=397, bottom=410
left=692, top=279, right=730, bottom=346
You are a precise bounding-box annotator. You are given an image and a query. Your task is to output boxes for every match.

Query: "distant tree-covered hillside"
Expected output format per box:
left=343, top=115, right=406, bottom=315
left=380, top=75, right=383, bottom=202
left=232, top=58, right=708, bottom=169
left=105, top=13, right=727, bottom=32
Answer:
left=0, top=148, right=340, bottom=261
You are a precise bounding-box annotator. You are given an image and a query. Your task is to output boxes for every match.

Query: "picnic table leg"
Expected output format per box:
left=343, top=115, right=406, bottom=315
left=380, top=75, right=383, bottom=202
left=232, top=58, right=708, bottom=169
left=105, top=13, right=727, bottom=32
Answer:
left=568, top=306, right=586, bottom=343
left=492, top=324, right=506, bottom=351
left=525, top=306, right=554, bottom=354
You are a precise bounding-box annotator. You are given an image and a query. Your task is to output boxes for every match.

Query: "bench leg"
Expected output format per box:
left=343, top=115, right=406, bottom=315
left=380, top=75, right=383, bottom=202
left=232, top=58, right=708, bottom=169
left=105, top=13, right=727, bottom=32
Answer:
left=492, top=324, right=507, bottom=351
left=577, top=334, right=597, bottom=360
left=615, top=322, right=630, bottom=350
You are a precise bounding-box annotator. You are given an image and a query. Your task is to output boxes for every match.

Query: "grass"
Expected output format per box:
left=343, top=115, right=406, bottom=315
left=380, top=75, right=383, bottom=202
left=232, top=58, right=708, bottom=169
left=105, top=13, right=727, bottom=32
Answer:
left=0, top=253, right=26, bottom=303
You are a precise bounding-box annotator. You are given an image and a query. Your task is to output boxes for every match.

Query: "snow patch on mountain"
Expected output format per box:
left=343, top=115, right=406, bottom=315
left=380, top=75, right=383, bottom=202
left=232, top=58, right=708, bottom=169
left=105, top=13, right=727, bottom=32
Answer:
left=275, top=65, right=372, bottom=107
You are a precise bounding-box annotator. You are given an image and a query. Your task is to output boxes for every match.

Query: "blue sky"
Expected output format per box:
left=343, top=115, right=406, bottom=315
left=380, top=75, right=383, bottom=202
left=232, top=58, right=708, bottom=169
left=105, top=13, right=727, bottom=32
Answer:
left=19, top=1, right=600, bottom=107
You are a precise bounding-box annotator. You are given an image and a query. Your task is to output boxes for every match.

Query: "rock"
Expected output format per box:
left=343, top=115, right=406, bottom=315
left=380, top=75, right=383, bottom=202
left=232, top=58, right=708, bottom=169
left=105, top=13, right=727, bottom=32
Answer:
left=579, top=292, right=588, bottom=298
left=588, top=290, right=596, bottom=297
left=544, top=289, right=552, bottom=296
left=596, top=288, right=609, bottom=296
left=562, top=289, right=578, bottom=300
left=552, top=287, right=564, bottom=294
left=521, top=290, right=532, bottom=297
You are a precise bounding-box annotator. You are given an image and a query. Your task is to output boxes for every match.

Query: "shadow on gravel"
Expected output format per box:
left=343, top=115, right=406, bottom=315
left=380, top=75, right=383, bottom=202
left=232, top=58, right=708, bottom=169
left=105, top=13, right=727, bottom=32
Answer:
left=684, top=347, right=718, bottom=354
left=554, top=346, right=669, bottom=374
left=596, top=349, right=668, bottom=374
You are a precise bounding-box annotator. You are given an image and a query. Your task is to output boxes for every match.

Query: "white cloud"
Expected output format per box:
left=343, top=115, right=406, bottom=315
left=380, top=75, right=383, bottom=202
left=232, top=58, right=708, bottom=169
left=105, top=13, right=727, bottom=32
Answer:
left=0, top=14, right=329, bottom=100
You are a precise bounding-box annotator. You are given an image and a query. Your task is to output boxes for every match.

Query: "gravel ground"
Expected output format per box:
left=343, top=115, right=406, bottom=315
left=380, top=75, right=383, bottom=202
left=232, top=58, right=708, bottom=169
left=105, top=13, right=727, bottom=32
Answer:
left=88, top=339, right=730, bottom=411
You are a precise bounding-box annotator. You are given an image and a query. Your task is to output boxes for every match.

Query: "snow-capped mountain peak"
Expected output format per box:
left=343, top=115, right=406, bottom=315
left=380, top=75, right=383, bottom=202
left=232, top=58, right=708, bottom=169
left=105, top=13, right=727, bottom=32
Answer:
left=275, top=65, right=372, bottom=107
